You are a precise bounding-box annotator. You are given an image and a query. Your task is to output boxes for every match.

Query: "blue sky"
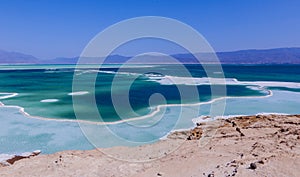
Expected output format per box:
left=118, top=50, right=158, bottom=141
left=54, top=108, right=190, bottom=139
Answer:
left=0, top=0, right=299, bottom=59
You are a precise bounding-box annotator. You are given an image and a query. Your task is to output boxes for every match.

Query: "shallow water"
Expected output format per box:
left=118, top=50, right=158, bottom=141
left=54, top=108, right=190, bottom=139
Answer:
left=0, top=64, right=300, bottom=154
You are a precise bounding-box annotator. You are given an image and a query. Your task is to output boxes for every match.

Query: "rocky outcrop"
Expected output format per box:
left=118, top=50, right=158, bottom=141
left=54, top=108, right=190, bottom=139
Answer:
left=0, top=150, right=41, bottom=166
left=1, top=114, right=299, bottom=177
left=167, top=126, right=203, bottom=140
left=187, top=127, right=203, bottom=140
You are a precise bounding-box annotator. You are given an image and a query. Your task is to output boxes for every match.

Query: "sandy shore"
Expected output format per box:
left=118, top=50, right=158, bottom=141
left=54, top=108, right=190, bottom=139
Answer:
left=1, top=114, right=299, bottom=177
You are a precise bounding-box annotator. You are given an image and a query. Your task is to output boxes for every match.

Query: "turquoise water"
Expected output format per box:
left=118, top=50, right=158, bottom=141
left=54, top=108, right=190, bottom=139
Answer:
left=0, top=64, right=300, bottom=154
left=0, top=64, right=273, bottom=122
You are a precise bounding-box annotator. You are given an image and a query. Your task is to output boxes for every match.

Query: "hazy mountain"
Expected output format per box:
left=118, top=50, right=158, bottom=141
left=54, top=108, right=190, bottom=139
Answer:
left=1, top=48, right=300, bottom=64
left=217, top=48, right=300, bottom=64
left=173, top=48, right=300, bottom=64
left=0, top=49, right=39, bottom=64
left=41, top=57, right=79, bottom=64
left=39, top=55, right=130, bottom=64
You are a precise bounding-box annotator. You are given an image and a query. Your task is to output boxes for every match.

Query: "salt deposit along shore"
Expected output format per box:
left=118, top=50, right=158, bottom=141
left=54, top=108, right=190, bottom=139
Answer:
left=0, top=114, right=299, bottom=177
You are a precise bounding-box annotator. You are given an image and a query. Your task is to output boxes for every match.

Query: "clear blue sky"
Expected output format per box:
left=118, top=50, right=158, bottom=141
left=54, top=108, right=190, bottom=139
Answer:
left=0, top=0, right=299, bottom=59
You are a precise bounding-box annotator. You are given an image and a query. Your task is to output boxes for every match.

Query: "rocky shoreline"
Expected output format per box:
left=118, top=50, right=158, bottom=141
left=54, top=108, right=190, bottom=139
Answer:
left=0, top=114, right=299, bottom=177
left=0, top=150, right=41, bottom=167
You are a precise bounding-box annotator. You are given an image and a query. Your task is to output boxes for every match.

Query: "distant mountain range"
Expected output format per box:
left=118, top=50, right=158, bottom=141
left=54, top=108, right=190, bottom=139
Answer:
left=1, top=48, right=300, bottom=64
left=0, top=49, right=39, bottom=64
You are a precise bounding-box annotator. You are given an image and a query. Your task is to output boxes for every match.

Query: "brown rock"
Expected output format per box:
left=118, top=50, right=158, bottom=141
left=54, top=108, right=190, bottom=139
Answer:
left=249, top=163, right=257, bottom=170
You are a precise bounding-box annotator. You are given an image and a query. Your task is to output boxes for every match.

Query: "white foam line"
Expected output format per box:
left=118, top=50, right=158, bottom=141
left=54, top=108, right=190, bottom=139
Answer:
left=241, top=81, right=300, bottom=89
left=68, top=91, right=89, bottom=96
left=255, top=112, right=289, bottom=116
left=211, top=112, right=290, bottom=121
left=0, top=92, right=18, bottom=99
left=148, top=76, right=300, bottom=89
left=216, top=114, right=248, bottom=119
left=40, top=99, right=59, bottom=103
left=75, top=69, right=158, bottom=77
left=76, top=70, right=134, bottom=75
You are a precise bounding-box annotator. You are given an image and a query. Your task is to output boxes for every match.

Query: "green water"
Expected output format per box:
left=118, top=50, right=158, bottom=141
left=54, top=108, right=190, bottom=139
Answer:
left=0, top=64, right=299, bottom=122
left=1, top=64, right=300, bottom=154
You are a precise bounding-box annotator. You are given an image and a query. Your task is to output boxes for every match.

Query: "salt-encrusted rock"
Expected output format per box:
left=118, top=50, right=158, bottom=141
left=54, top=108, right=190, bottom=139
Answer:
left=0, top=150, right=41, bottom=166
left=0, top=154, right=15, bottom=166
left=32, top=150, right=41, bottom=156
